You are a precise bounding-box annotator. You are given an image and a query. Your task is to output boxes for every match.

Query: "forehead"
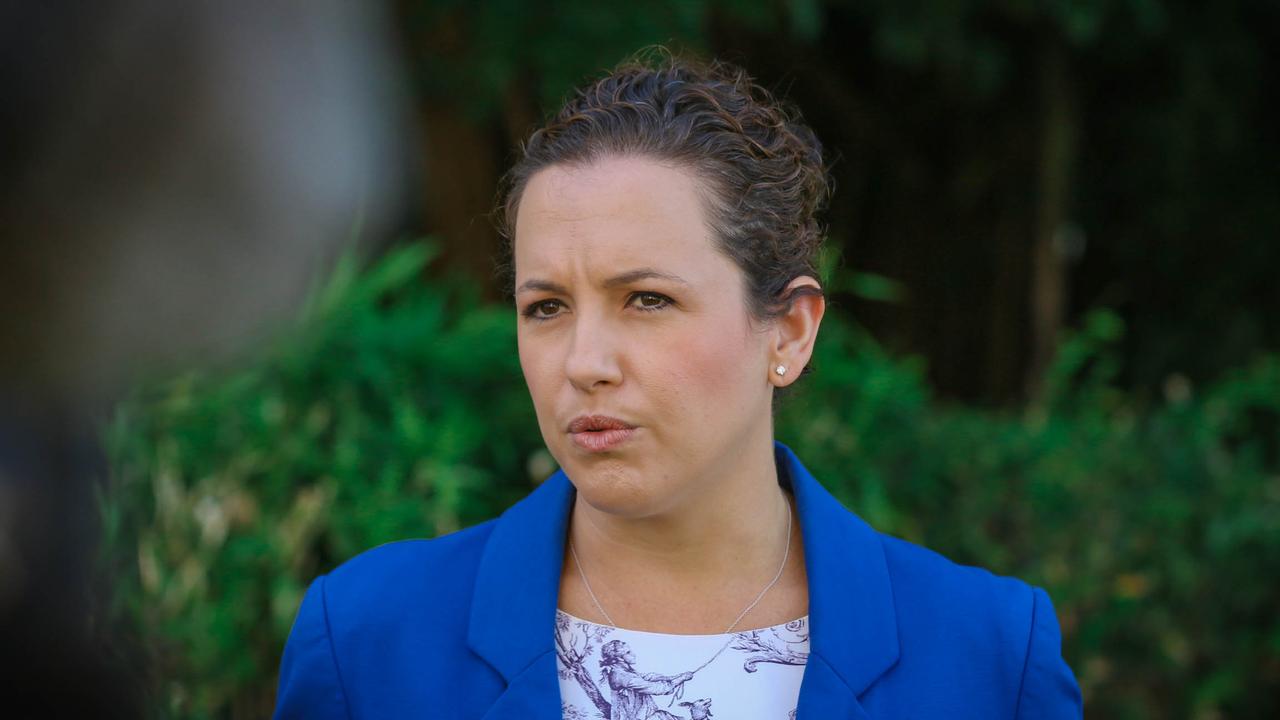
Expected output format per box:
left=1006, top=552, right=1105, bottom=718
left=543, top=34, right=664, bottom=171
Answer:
left=513, top=156, right=719, bottom=277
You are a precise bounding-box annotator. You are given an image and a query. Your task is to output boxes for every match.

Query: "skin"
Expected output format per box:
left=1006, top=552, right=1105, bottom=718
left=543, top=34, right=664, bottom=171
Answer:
left=514, top=155, right=824, bottom=634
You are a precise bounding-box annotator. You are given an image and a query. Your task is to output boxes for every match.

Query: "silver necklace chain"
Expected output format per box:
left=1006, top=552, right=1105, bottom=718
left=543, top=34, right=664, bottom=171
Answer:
left=567, top=495, right=794, bottom=635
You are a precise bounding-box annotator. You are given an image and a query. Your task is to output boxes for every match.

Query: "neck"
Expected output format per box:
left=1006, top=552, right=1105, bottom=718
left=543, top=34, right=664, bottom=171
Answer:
left=562, top=436, right=804, bottom=631
left=570, top=446, right=788, bottom=572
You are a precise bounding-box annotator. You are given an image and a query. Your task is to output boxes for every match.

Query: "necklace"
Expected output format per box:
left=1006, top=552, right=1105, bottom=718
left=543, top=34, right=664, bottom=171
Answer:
left=567, top=493, right=794, bottom=635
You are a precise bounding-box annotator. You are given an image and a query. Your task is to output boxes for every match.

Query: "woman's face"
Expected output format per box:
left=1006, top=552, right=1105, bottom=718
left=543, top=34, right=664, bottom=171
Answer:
left=514, top=155, right=777, bottom=518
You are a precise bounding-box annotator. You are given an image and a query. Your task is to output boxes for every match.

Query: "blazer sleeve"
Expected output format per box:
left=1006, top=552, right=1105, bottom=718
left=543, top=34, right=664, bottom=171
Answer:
left=1014, top=586, right=1083, bottom=720
left=273, top=575, right=352, bottom=720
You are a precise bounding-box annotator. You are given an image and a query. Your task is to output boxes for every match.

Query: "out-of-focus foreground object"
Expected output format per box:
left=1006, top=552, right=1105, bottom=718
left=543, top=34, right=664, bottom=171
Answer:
left=0, top=1, right=409, bottom=715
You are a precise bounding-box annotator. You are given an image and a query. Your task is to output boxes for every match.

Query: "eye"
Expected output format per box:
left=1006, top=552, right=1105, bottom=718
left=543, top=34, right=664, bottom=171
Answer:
left=629, top=292, right=673, bottom=312
left=521, top=299, right=565, bottom=321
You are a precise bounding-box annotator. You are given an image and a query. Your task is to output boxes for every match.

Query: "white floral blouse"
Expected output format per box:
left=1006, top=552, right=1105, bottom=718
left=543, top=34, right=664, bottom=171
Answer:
left=555, top=609, right=810, bottom=720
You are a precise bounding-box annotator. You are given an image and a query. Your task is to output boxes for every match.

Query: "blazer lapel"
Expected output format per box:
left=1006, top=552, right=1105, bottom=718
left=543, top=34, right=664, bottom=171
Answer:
left=796, top=656, right=875, bottom=720
left=777, top=441, right=900, bottom=718
left=467, top=469, right=574, bottom=720
left=477, top=652, right=563, bottom=720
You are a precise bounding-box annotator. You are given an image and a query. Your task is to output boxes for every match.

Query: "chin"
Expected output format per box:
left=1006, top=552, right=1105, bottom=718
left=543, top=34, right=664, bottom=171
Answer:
left=565, top=461, right=668, bottom=519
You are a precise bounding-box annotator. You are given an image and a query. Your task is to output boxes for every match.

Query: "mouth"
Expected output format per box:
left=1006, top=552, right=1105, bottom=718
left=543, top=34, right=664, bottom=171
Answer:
left=567, top=415, right=635, bottom=433
left=567, top=414, right=637, bottom=452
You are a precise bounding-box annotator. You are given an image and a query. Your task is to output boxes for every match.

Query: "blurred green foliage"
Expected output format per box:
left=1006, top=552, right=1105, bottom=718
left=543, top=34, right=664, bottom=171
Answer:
left=102, top=242, right=546, bottom=716
left=102, top=241, right=1279, bottom=718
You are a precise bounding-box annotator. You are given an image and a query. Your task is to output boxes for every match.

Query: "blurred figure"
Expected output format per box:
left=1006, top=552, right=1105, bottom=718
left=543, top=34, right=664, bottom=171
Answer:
left=0, top=1, right=409, bottom=715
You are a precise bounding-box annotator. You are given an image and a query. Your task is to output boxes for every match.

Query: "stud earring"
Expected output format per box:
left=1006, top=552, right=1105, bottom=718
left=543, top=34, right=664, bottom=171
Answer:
left=774, top=364, right=787, bottom=376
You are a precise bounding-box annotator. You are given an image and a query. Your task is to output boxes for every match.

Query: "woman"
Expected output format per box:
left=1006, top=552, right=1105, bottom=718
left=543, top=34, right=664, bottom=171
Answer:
left=274, top=52, right=1082, bottom=719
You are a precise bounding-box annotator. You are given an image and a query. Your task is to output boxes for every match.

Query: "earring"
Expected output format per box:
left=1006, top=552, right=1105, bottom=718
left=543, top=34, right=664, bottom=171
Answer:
left=774, top=364, right=787, bottom=376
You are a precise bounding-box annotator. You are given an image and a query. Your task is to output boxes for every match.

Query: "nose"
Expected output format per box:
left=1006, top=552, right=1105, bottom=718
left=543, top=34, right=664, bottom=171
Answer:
left=564, top=310, right=623, bottom=392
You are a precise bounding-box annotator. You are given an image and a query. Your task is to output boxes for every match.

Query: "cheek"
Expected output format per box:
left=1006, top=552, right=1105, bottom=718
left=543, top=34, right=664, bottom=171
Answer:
left=517, top=333, right=557, bottom=418
left=646, top=315, right=762, bottom=418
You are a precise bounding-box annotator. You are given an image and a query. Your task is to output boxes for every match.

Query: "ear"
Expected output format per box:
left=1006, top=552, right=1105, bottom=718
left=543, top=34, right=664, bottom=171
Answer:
left=769, top=276, right=825, bottom=387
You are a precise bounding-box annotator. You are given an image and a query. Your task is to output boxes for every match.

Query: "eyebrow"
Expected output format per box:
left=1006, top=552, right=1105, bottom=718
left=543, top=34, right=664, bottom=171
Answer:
left=515, top=268, right=691, bottom=295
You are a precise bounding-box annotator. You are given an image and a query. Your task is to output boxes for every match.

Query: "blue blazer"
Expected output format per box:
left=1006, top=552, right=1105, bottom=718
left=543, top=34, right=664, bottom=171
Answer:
left=275, top=441, right=1082, bottom=719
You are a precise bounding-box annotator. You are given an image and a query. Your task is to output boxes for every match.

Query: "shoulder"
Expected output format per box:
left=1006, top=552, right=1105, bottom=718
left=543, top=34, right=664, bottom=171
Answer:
left=304, top=522, right=501, bottom=690
left=327, top=519, right=498, bottom=586
left=871, top=533, right=1082, bottom=717
left=309, top=515, right=499, bottom=638
left=275, top=520, right=507, bottom=717
left=320, top=519, right=498, bottom=629
left=877, top=532, right=1036, bottom=647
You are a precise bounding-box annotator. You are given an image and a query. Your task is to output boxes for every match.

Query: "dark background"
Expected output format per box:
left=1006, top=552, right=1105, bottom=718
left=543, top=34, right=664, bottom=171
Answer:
left=392, top=0, right=1279, bottom=407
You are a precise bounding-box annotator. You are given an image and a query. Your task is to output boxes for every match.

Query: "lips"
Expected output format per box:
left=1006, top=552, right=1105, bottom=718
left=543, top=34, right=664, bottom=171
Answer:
left=567, top=415, right=635, bottom=433
left=567, top=415, right=637, bottom=452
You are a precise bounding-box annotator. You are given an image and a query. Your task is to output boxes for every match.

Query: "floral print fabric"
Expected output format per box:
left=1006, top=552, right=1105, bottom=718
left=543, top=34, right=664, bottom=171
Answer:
left=555, top=609, right=809, bottom=720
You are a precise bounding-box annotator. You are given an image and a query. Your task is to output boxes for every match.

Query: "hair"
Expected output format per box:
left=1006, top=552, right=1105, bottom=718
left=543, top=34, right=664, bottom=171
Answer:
left=498, top=49, right=831, bottom=381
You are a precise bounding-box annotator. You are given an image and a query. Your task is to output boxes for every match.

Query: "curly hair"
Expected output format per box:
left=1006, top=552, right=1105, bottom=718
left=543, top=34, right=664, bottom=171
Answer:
left=498, top=49, right=831, bottom=329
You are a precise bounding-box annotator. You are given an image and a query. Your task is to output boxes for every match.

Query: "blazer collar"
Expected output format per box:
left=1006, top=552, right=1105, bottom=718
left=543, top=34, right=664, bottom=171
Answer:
left=467, top=440, right=900, bottom=717
left=778, top=441, right=900, bottom=716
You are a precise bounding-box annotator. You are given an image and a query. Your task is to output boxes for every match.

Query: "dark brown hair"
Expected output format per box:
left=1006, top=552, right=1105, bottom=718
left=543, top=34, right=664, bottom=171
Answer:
left=498, top=50, right=830, bottom=378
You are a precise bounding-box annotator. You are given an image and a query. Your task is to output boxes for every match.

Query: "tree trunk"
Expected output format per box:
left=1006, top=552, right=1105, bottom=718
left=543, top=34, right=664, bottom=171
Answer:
left=420, top=105, right=502, bottom=300
left=1026, top=36, right=1077, bottom=403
